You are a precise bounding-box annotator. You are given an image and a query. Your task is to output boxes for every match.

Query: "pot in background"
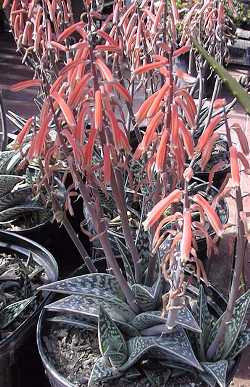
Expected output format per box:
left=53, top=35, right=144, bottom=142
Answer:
left=0, top=230, right=58, bottom=387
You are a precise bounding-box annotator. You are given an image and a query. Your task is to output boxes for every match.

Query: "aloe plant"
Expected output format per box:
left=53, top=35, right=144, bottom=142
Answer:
left=40, top=274, right=250, bottom=386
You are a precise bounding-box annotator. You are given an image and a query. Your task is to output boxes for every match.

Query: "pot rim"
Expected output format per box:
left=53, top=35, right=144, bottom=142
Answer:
left=36, top=278, right=236, bottom=387
left=0, top=230, right=58, bottom=351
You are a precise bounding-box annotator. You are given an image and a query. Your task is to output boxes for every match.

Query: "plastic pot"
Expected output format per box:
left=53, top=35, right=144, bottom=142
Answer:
left=37, top=270, right=240, bottom=387
left=0, top=230, right=58, bottom=387
left=4, top=214, right=91, bottom=279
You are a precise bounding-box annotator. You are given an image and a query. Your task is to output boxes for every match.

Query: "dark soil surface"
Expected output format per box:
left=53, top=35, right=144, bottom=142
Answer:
left=44, top=324, right=207, bottom=387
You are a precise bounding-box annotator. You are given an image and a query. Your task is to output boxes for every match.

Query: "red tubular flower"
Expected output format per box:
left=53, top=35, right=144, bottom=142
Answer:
left=58, top=21, right=84, bottom=42
left=9, top=79, right=42, bottom=92
left=135, top=91, right=159, bottom=124
left=213, top=98, right=226, bottom=109
left=134, top=59, right=168, bottom=75
left=196, top=114, right=223, bottom=152
left=134, top=111, right=164, bottom=159
left=231, top=123, right=250, bottom=156
left=155, top=128, right=169, bottom=172
left=144, top=189, right=182, bottom=230
left=83, top=128, right=97, bottom=168
left=15, top=117, right=34, bottom=146
left=237, top=151, right=250, bottom=174
left=183, top=167, right=193, bottom=182
left=107, top=108, right=130, bottom=151
left=200, top=132, right=220, bottom=171
left=147, top=82, right=170, bottom=118
left=52, top=92, right=76, bottom=129
left=230, top=145, right=240, bottom=187
left=94, top=90, right=103, bottom=131
left=95, top=58, right=113, bottom=82
left=179, top=119, right=194, bottom=159
left=192, top=194, right=224, bottom=237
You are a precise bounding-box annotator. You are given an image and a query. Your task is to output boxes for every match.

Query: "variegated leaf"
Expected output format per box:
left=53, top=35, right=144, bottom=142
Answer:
left=88, top=357, right=120, bottom=386
left=122, top=328, right=202, bottom=371
left=47, top=316, right=97, bottom=331
left=176, top=306, right=201, bottom=333
left=0, top=296, right=36, bottom=329
left=207, top=289, right=250, bottom=359
left=159, top=359, right=194, bottom=374
left=0, top=205, right=46, bottom=222
left=132, top=307, right=201, bottom=333
left=114, top=237, right=135, bottom=285
left=199, top=372, right=217, bottom=387
left=0, top=175, right=24, bottom=197
left=230, top=328, right=250, bottom=359
left=39, top=273, right=126, bottom=303
left=98, top=305, right=127, bottom=367
left=0, top=151, right=16, bottom=173
left=0, top=187, right=32, bottom=211
left=143, top=368, right=171, bottom=385
left=198, top=285, right=214, bottom=360
left=132, top=276, right=162, bottom=311
left=6, top=148, right=27, bottom=173
left=44, top=295, right=137, bottom=335
left=136, top=229, right=151, bottom=275
left=132, top=311, right=164, bottom=330
left=202, top=361, right=228, bottom=387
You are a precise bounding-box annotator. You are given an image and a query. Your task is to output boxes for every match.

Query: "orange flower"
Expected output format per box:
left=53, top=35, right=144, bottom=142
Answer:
left=9, top=79, right=42, bottom=92
left=237, top=151, right=250, bottom=174
left=95, top=58, right=113, bottom=82
left=183, top=167, right=193, bottom=182
left=52, top=92, right=76, bottom=129
left=192, top=194, right=224, bottom=237
left=144, top=189, right=182, bottom=230
left=109, top=82, right=132, bottom=104
left=213, top=98, right=226, bottom=109
left=179, top=119, right=194, bottom=159
left=147, top=82, right=170, bottom=118
left=155, top=128, right=169, bottom=172
left=134, top=59, right=168, bottom=75
left=135, top=91, right=159, bottom=124
left=231, top=123, right=249, bottom=156
left=196, top=114, right=222, bottom=152
left=200, top=132, right=220, bottom=171
left=94, top=90, right=103, bottom=131
left=58, top=21, right=84, bottom=42
left=96, top=30, right=117, bottom=46
left=83, top=128, right=97, bottom=167
left=230, top=145, right=240, bottom=187
left=15, top=117, right=34, bottom=146
left=134, top=111, right=163, bottom=158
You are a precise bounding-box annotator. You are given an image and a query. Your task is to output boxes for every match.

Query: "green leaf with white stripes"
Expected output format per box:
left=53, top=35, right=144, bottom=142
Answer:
left=202, top=361, right=228, bottom=387
left=98, top=305, right=128, bottom=367
left=229, top=328, right=250, bottom=359
left=207, top=290, right=250, bottom=360
left=39, top=273, right=126, bottom=303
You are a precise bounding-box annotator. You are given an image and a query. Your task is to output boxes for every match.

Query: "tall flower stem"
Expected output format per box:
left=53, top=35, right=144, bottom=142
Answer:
left=207, top=109, right=246, bottom=360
